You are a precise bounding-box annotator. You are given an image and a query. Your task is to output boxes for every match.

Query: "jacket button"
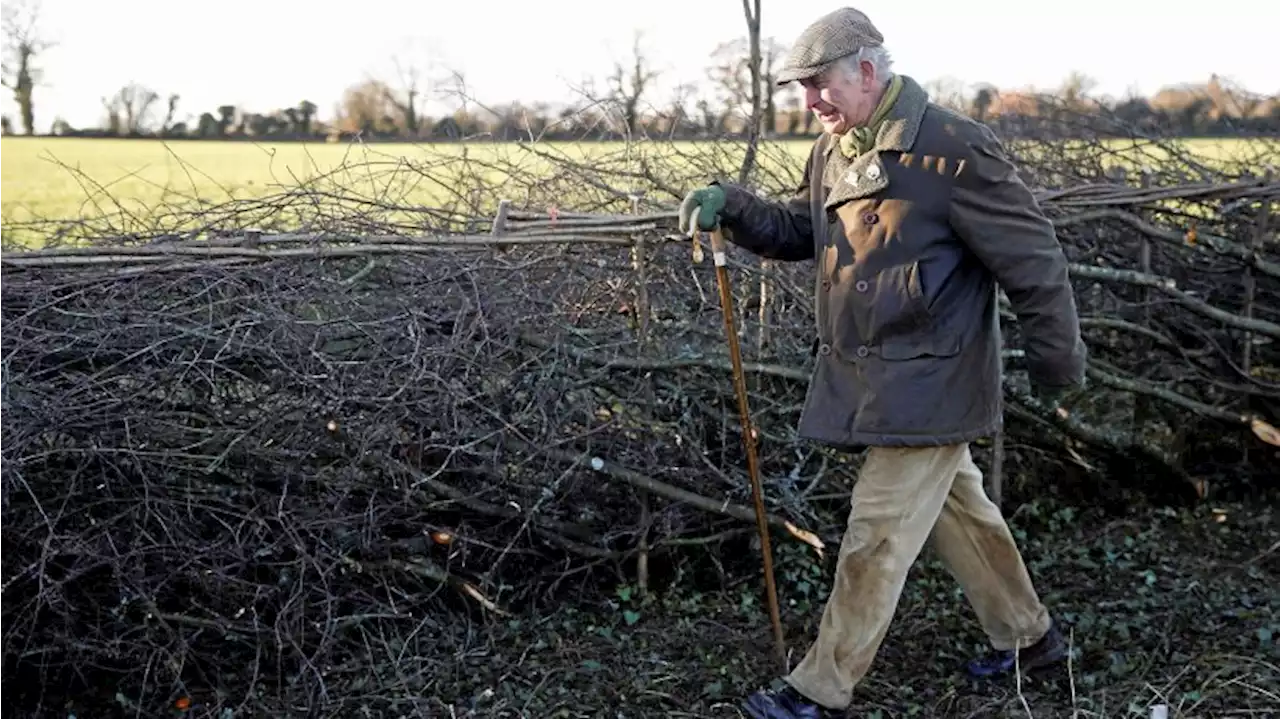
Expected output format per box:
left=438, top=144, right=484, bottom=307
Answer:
left=863, top=212, right=879, bottom=225
left=856, top=345, right=869, bottom=358
left=855, top=280, right=868, bottom=292
left=819, top=343, right=832, bottom=355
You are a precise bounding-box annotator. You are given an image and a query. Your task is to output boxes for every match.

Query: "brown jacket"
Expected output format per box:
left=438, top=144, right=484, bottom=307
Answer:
left=715, top=74, right=1086, bottom=449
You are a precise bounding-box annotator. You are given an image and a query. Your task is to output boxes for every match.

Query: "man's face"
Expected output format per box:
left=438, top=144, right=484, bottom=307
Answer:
left=799, top=60, right=880, bottom=135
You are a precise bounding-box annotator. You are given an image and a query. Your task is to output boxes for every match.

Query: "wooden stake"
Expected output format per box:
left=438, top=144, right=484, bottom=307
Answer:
left=1241, top=171, right=1272, bottom=469
left=631, top=193, right=653, bottom=597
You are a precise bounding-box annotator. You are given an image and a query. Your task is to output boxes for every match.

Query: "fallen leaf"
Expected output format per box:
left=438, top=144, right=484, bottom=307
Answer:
left=1250, top=416, right=1280, bottom=446
left=784, top=520, right=825, bottom=559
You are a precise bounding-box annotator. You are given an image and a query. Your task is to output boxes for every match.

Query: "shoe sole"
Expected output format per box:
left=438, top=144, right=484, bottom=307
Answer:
left=742, top=696, right=830, bottom=719
left=967, top=645, right=1068, bottom=680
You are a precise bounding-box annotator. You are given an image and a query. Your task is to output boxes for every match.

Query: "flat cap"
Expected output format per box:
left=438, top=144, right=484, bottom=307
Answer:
left=776, top=7, right=884, bottom=86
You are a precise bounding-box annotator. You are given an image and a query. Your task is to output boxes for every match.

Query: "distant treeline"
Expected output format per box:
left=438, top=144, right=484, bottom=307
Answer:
left=10, top=78, right=1277, bottom=144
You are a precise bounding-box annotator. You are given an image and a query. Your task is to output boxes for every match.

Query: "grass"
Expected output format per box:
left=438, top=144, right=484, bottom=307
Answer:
left=0, top=136, right=1262, bottom=237
left=0, top=137, right=775, bottom=230
left=1, top=137, right=490, bottom=229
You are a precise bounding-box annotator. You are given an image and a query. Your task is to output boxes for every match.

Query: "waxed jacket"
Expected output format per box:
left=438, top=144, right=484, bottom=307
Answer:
left=715, top=74, right=1087, bottom=448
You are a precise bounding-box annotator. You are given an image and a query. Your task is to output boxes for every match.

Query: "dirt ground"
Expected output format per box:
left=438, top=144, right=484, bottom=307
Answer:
left=9, top=493, right=1275, bottom=719
left=411, top=497, right=1278, bottom=719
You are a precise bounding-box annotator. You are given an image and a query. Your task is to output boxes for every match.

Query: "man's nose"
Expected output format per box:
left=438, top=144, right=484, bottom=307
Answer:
left=804, top=86, right=822, bottom=109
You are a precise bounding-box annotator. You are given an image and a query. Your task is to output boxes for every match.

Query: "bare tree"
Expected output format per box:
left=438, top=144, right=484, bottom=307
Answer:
left=607, top=31, right=658, bottom=138
left=1, top=0, right=53, bottom=135
left=101, top=83, right=160, bottom=135
left=696, top=96, right=721, bottom=135
left=160, top=93, right=179, bottom=135
left=708, top=36, right=784, bottom=135
left=440, top=69, right=470, bottom=115
left=383, top=56, right=423, bottom=138
left=662, top=82, right=697, bottom=136
left=377, top=41, right=443, bottom=139
left=431, top=69, right=493, bottom=139
left=1058, top=71, right=1098, bottom=112
left=737, top=0, right=763, bottom=184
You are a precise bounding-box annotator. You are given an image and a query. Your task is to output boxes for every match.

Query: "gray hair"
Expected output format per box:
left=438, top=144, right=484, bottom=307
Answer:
left=835, top=45, right=894, bottom=86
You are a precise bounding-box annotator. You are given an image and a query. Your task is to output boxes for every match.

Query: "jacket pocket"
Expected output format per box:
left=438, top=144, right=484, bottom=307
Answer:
left=832, top=260, right=931, bottom=357
left=880, top=332, right=962, bottom=360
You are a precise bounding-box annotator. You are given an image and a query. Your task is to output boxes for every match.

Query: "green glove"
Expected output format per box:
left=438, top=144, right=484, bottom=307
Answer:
left=678, top=186, right=726, bottom=234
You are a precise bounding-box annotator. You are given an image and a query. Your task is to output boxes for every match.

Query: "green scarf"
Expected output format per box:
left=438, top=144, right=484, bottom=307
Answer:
left=839, top=74, right=904, bottom=158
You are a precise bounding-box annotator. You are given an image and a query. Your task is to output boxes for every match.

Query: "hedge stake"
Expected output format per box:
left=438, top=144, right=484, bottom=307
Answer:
left=692, top=224, right=786, bottom=669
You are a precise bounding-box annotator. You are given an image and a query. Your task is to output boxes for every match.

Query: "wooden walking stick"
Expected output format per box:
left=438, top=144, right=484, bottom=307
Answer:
left=691, top=224, right=787, bottom=669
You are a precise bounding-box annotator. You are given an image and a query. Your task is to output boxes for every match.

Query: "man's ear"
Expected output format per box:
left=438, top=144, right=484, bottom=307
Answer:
left=860, top=60, right=877, bottom=90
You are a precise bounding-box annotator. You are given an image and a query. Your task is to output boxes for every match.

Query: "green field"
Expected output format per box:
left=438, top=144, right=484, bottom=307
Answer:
left=0, top=135, right=1263, bottom=246
left=0, top=137, right=796, bottom=227
left=1, top=137, right=518, bottom=227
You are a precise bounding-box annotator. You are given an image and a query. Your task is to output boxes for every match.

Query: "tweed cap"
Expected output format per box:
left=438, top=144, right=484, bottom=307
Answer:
left=776, top=7, right=884, bottom=86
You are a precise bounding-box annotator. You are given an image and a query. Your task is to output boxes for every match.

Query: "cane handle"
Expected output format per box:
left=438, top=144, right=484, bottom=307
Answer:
left=691, top=229, right=704, bottom=264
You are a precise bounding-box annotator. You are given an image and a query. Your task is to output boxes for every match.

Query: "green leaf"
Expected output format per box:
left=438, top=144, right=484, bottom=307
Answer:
left=623, top=610, right=641, bottom=626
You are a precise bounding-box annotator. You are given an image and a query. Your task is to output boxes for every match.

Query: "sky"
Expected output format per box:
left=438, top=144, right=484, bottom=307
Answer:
left=8, top=0, right=1279, bottom=133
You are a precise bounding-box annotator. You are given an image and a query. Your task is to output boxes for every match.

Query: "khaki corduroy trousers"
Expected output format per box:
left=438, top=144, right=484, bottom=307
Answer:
left=785, top=443, right=1053, bottom=709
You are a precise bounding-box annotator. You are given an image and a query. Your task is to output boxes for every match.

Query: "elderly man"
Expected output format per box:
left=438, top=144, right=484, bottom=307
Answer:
left=677, top=6, right=1086, bottom=719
